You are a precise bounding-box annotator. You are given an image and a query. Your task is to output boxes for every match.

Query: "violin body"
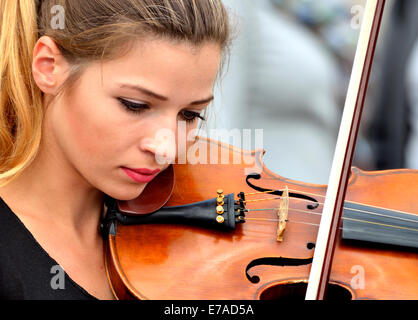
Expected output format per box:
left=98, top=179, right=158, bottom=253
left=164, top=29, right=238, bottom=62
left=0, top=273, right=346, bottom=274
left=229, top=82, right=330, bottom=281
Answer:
left=104, top=138, right=418, bottom=300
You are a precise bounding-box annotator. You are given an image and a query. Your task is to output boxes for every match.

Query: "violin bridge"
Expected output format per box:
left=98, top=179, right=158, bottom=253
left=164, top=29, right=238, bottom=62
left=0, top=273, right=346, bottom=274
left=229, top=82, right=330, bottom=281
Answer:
left=277, top=186, right=289, bottom=242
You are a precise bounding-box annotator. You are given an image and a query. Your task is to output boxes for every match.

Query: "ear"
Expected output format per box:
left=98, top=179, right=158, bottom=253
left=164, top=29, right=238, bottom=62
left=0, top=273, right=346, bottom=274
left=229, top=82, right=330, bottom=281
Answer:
left=32, top=36, right=70, bottom=95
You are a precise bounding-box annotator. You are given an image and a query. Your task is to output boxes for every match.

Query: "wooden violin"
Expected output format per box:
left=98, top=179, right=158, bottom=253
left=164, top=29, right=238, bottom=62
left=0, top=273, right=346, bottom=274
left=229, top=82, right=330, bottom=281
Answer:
left=101, top=137, right=418, bottom=300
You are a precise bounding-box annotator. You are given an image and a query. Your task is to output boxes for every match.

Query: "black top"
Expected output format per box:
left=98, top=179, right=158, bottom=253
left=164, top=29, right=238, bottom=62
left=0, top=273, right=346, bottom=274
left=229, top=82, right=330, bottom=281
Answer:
left=0, top=197, right=97, bottom=300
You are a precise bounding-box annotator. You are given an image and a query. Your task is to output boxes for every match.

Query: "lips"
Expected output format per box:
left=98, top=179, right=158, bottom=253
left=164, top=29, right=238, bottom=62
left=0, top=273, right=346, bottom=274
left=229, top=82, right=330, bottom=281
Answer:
left=122, top=167, right=160, bottom=183
left=128, top=168, right=160, bottom=175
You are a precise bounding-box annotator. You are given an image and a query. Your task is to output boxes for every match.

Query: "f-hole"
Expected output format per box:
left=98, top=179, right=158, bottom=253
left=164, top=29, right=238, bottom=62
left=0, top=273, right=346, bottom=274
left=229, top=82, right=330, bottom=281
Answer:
left=245, top=256, right=314, bottom=284
left=246, top=174, right=319, bottom=210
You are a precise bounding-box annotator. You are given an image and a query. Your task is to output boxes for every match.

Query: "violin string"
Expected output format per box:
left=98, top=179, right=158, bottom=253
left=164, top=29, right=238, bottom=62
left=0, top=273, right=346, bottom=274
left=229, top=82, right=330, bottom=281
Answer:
left=239, top=218, right=369, bottom=238
left=243, top=188, right=418, bottom=218
left=243, top=195, right=418, bottom=226
left=244, top=217, right=343, bottom=230
left=244, top=217, right=418, bottom=233
left=246, top=205, right=418, bottom=225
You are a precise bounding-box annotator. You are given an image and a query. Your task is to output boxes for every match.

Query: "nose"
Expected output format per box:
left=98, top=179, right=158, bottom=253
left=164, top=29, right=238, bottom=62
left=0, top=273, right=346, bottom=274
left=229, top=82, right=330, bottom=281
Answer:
left=140, top=119, right=177, bottom=165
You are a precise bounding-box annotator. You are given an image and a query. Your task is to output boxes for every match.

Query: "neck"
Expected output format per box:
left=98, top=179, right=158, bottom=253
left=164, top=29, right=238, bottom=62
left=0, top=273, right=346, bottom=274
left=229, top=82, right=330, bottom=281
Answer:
left=0, top=142, right=104, bottom=239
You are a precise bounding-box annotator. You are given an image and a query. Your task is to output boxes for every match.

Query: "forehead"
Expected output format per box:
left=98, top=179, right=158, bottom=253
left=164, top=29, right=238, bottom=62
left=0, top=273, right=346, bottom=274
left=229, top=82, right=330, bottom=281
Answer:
left=98, top=39, right=222, bottom=98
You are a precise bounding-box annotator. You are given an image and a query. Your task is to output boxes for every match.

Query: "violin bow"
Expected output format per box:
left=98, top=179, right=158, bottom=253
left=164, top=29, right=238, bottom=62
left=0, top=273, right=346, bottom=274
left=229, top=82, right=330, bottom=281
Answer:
left=305, top=0, right=386, bottom=300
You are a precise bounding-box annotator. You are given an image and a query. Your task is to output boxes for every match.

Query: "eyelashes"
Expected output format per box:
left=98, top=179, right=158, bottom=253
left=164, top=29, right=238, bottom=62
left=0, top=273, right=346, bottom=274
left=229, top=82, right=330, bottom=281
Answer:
left=181, top=110, right=206, bottom=122
left=117, top=98, right=148, bottom=113
left=117, top=98, right=206, bottom=123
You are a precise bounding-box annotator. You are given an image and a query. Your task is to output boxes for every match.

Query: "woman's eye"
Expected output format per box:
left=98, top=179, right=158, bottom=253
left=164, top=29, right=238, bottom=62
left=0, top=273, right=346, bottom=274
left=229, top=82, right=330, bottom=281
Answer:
left=117, top=98, right=205, bottom=122
left=181, top=110, right=206, bottom=123
left=117, top=98, right=149, bottom=114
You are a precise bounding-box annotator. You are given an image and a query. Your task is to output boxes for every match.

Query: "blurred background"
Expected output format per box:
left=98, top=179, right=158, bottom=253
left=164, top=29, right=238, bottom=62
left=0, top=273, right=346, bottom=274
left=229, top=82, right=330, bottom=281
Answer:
left=204, top=0, right=418, bottom=184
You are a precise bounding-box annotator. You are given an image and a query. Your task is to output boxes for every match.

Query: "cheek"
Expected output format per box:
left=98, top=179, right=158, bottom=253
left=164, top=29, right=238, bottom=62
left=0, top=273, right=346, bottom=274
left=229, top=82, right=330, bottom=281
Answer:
left=58, top=95, right=130, bottom=167
left=68, top=109, right=108, bottom=160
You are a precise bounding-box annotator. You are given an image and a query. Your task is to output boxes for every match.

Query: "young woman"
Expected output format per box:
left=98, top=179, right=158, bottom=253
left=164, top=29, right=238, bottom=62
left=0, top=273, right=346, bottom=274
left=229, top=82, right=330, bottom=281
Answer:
left=0, top=0, right=231, bottom=299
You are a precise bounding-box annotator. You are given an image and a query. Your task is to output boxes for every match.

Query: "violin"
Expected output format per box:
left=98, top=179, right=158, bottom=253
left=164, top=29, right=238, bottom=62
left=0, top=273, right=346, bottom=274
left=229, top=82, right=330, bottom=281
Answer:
left=101, top=137, right=418, bottom=300
left=100, top=0, right=418, bottom=300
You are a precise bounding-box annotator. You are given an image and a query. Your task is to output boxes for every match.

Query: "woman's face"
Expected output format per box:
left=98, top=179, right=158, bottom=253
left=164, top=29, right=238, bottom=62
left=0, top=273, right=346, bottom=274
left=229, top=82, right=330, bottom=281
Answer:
left=45, top=39, right=221, bottom=200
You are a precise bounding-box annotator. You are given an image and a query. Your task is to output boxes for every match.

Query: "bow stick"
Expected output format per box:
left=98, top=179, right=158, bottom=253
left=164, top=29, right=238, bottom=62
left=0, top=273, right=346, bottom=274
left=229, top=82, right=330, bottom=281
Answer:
left=305, top=0, right=386, bottom=300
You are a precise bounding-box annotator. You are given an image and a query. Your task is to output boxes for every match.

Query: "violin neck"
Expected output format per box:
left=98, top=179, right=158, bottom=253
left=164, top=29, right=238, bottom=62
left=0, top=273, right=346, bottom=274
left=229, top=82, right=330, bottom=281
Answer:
left=342, top=202, right=418, bottom=249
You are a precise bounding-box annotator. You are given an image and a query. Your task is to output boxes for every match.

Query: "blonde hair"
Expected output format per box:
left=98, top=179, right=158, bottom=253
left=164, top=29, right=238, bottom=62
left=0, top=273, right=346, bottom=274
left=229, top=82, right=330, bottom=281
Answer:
left=0, top=0, right=231, bottom=186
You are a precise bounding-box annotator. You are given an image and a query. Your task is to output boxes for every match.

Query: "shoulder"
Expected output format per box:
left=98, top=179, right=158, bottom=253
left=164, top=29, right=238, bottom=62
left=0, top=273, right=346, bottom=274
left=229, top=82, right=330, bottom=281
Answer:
left=0, top=197, right=97, bottom=300
left=0, top=197, right=28, bottom=246
left=0, top=197, right=26, bottom=298
left=0, top=196, right=55, bottom=273
left=0, top=197, right=52, bottom=299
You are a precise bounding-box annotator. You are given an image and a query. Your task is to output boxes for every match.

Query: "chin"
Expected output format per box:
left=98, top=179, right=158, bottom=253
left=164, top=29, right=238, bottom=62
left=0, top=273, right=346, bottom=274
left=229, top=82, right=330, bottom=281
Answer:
left=101, top=183, right=147, bottom=201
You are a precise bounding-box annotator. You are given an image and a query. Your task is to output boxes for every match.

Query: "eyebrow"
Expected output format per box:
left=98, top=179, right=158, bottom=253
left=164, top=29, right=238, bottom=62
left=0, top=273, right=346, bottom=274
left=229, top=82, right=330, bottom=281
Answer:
left=118, top=83, right=214, bottom=106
